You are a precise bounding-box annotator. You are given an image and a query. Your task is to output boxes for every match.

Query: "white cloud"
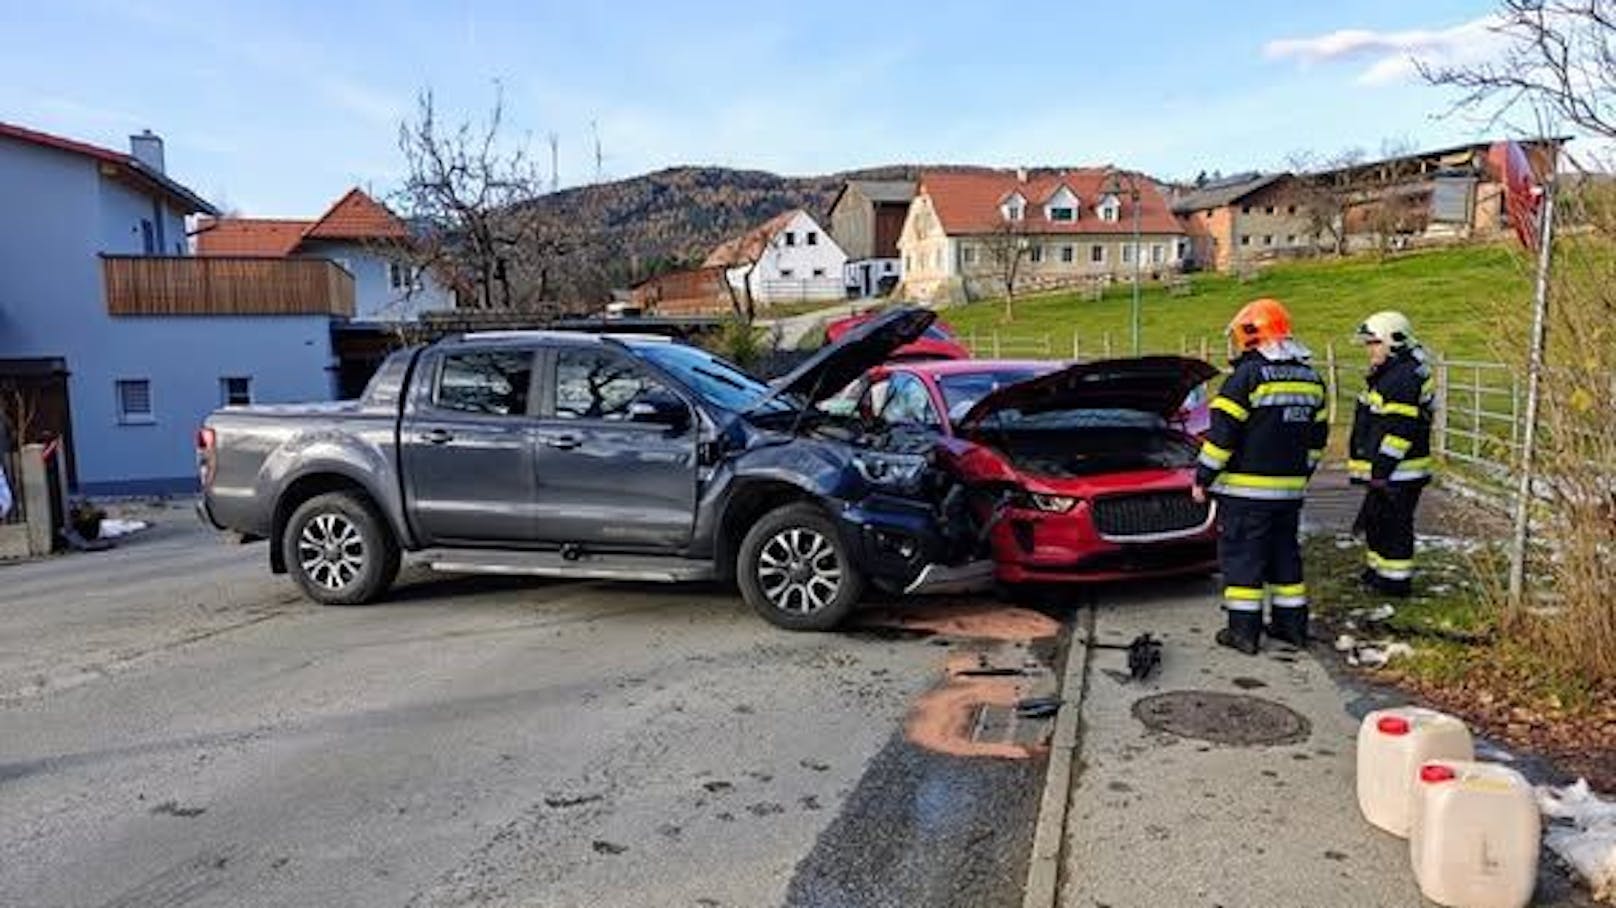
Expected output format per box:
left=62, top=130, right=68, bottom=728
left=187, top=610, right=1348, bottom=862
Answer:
left=1264, top=15, right=1511, bottom=86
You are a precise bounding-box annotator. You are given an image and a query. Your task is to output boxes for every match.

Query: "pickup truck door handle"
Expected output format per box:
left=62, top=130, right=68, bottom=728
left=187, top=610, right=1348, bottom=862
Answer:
left=420, top=429, right=454, bottom=445
left=541, top=434, right=581, bottom=450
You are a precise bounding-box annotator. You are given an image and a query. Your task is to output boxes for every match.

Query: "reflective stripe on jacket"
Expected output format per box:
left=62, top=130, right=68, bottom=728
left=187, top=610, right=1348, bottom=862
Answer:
left=1195, top=351, right=1328, bottom=502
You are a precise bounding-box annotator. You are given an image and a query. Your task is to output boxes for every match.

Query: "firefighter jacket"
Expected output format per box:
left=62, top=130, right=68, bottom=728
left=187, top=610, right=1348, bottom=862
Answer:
left=1349, top=349, right=1435, bottom=485
left=1195, top=350, right=1329, bottom=502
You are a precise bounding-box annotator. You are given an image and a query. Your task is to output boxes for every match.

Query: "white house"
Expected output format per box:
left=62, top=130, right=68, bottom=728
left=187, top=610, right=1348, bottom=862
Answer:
left=195, top=187, right=455, bottom=322
left=702, top=209, right=848, bottom=308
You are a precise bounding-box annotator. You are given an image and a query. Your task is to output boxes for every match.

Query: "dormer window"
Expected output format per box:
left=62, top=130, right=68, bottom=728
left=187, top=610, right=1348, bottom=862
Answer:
left=1097, top=195, right=1121, bottom=223
left=1044, top=185, right=1080, bottom=223
left=1049, top=206, right=1074, bottom=222
left=1001, top=192, right=1027, bottom=222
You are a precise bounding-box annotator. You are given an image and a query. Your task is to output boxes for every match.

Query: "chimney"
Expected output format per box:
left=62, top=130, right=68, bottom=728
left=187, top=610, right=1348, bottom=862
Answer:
left=1015, top=166, right=1028, bottom=183
left=129, top=129, right=165, bottom=174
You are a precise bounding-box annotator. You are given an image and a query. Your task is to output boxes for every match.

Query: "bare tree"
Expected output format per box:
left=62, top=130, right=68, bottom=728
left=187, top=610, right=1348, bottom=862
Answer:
left=1420, top=0, right=1616, bottom=143
left=390, top=87, right=582, bottom=313
left=1285, top=147, right=1366, bottom=255
left=978, top=218, right=1035, bottom=320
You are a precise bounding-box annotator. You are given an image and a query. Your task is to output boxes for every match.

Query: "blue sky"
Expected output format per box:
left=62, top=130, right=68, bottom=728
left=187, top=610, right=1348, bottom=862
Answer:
left=1, top=0, right=1516, bottom=216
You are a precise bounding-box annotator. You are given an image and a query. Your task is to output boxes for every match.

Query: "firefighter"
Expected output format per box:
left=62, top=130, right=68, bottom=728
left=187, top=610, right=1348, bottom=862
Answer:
left=1349, top=310, right=1435, bottom=596
left=1192, top=298, right=1329, bottom=655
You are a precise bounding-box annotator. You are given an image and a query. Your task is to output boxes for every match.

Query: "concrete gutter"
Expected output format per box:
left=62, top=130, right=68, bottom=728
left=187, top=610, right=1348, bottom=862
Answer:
left=1022, top=605, right=1095, bottom=908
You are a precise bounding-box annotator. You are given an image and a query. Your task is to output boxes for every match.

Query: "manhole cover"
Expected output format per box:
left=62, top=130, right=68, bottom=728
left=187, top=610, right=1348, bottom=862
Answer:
left=1132, top=690, right=1310, bottom=746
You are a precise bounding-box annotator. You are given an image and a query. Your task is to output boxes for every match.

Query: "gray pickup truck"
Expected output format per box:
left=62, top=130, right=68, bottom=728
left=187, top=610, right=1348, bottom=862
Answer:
left=197, top=308, right=988, bottom=630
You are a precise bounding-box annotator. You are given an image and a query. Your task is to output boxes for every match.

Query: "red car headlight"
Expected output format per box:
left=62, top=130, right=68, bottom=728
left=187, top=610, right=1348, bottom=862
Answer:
left=1013, top=491, right=1078, bottom=513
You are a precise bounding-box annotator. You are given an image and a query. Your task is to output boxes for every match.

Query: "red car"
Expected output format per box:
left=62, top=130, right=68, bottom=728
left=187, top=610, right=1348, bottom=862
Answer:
left=825, top=312, right=970, bottom=361
left=845, top=357, right=1220, bottom=586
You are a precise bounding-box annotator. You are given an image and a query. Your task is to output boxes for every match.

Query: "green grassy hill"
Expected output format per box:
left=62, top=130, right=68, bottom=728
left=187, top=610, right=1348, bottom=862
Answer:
left=939, top=245, right=1534, bottom=362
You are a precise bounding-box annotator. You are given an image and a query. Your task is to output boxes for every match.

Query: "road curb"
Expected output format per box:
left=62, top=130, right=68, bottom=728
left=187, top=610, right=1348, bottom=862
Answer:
left=1022, top=604, right=1096, bottom=908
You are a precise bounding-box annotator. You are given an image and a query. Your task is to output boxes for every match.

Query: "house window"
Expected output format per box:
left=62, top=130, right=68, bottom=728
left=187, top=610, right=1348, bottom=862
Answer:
left=806, top=231, right=818, bottom=246
left=1285, top=234, right=1297, bottom=245
left=1090, top=244, right=1105, bottom=263
left=388, top=261, right=419, bottom=292
left=784, top=231, right=797, bottom=246
left=1151, top=244, right=1165, bottom=264
left=1241, top=205, right=1252, bottom=215
left=1287, top=205, right=1298, bottom=215
left=812, top=267, right=826, bottom=278
left=1049, top=206, right=1074, bottom=222
left=779, top=268, right=795, bottom=279
left=1240, top=235, right=1252, bottom=246
left=1264, top=205, right=1276, bottom=215
left=116, top=379, right=153, bottom=424
left=1175, top=239, right=1188, bottom=260
left=962, top=246, right=977, bottom=265
left=220, top=376, right=252, bottom=407
left=904, top=254, right=912, bottom=272
left=140, top=219, right=155, bottom=255
left=1121, top=244, right=1134, bottom=264
left=1099, top=202, right=1119, bottom=223
left=884, top=261, right=895, bottom=273
left=1262, top=235, right=1274, bottom=246
left=1029, top=245, right=1044, bottom=264
left=1060, top=244, right=1075, bottom=263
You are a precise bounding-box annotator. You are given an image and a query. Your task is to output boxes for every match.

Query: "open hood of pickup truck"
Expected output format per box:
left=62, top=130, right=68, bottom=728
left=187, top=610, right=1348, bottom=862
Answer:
left=752, top=306, right=936, bottom=410
left=957, top=355, right=1218, bottom=432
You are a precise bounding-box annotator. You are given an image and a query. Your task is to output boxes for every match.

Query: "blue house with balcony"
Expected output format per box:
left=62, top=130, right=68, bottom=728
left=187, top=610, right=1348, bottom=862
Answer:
left=0, top=121, right=350, bottom=495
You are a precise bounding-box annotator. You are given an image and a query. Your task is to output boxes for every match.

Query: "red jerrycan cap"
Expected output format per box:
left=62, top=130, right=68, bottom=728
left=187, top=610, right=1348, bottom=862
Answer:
left=1420, top=763, right=1458, bottom=783
left=1377, top=715, right=1411, bottom=735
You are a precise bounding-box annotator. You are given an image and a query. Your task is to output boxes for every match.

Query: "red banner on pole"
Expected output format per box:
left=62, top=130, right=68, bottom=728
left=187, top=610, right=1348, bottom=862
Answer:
left=1488, top=140, right=1544, bottom=251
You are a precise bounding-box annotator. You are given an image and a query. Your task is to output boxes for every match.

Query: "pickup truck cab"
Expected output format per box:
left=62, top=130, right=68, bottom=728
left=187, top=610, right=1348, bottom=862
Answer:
left=197, top=308, right=987, bottom=630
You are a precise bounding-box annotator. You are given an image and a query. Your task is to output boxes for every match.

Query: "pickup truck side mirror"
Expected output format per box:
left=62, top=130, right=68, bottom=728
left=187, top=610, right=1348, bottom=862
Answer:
left=627, top=392, right=690, bottom=432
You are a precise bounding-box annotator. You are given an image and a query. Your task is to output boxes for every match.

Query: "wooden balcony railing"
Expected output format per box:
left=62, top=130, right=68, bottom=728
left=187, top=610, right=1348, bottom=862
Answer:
left=102, top=255, right=355, bottom=317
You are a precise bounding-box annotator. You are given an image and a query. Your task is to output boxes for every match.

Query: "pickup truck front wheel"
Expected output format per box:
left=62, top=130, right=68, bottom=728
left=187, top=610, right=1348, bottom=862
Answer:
left=737, top=503, right=864, bottom=631
left=283, top=492, right=400, bottom=606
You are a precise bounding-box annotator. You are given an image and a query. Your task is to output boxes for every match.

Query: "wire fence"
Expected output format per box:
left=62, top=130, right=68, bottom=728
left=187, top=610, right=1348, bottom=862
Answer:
left=955, top=327, right=1610, bottom=487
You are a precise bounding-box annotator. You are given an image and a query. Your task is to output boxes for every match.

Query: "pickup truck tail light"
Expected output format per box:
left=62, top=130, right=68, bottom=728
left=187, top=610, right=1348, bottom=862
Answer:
left=196, top=427, right=217, bottom=488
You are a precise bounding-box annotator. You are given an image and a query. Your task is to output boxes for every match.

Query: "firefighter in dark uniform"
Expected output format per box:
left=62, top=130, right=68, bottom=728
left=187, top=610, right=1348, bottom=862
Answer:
left=1192, top=299, right=1329, bottom=655
left=1349, top=310, right=1435, bottom=596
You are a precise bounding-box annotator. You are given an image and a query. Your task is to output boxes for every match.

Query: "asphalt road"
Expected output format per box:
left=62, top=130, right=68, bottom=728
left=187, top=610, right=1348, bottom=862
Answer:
left=0, top=505, right=1052, bottom=908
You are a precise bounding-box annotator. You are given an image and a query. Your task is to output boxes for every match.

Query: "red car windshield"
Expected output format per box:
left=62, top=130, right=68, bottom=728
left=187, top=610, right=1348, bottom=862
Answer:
left=936, top=369, right=1046, bottom=421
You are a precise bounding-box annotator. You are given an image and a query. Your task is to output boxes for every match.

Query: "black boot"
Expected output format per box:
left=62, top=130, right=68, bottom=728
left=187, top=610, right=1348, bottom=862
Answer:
left=1267, top=607, right=1309, bottom=648
left=1215, top=610, right=1262, bottom=656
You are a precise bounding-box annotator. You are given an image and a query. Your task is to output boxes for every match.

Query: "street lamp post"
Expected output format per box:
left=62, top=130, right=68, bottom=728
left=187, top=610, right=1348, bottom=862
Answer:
left=1103, top=170, right=1143, bottom=355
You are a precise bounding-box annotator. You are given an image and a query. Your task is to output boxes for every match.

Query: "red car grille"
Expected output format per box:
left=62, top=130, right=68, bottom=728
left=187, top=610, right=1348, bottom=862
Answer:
left=1091, top=492, right=1210, bottom=538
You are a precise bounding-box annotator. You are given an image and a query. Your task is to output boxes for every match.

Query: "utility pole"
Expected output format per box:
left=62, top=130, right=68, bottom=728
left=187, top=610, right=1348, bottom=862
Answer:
left=590, top=120, right=603, bottom=184
left=1130, top=183, right=1142, bottom=354
left=547, top=132, right=559, bottom=193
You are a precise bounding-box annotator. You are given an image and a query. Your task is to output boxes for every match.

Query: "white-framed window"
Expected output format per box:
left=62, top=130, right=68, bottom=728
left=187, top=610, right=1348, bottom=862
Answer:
left=962, top=246, right=977, bottom=265
left=1098, top=199, right=1120, bottom=223
left=779, top=268, right=795, bottom=279
left=1240, top=235, right=1252, bottom=246
left=387, top=261, right=420, bottom=292
left=1049, top=206, right=1074, bottom=222
left=1029, top=245, right=1044, bottom=264
left=1060, top=244, right=1075, bottom=263
left=220, top=376, right=252, bottom=407
left=812, top=267, right=826, bottom=278
left=884, top=261, right=895, bottom=273
left=116, top=379, right=153, bottom=425
left=1175, top=239, right=1188, bottom=260
left=1264, top=205, right=1276, bottom=215
left=1121, top=244, right=1134, bottom=264
left=1285, top=234, right=1297, bottom=245
left=1151, top=244, right=1165, bottom=264
left=1090, top=244, right=1106, bottom=263
left=784, top=231, right=797, bottom=246
left=806, top=231, right=818, bottom=246
left=1001, top=192, right=1027, bottom=221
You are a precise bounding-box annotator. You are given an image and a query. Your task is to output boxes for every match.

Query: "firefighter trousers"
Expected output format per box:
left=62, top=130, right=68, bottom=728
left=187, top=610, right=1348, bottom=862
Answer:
left=1215, top=498, right=1307, bottom=617
left=1362, top=483, right=1423, bottom=594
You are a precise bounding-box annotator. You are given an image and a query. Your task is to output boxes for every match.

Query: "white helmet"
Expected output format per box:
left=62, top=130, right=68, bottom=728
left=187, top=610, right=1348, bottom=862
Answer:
left=1355, top=310, right=1416, bottom=350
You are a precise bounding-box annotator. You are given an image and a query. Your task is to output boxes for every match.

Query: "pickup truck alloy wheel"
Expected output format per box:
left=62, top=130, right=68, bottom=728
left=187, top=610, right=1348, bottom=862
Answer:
left=282, top=491, right=401, bottom=606
left=737, top=503, right=865, bottom=631
left=757, top=528, right=841, bottom=614
left=298, top=513, right=365, bottom=591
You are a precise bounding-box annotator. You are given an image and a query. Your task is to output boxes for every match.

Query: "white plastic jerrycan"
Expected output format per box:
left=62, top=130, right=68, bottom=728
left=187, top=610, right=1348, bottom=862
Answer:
left=1409, top=760, right=1541, bottom=908
left=1356, top=706, right=1474, bottom=836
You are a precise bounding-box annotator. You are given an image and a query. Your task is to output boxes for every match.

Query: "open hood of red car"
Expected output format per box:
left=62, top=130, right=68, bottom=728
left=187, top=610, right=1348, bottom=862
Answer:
left=754, top=306, right=936, bottom=409
left=957, top=355, right=1218, bottom=432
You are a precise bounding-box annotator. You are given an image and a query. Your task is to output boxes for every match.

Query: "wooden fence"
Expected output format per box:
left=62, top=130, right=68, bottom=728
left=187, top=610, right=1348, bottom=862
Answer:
left=103, top=255, right=355, bottom=317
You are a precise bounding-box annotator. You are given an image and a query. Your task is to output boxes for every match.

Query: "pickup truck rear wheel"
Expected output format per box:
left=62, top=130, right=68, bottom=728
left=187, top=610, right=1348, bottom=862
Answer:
left=283, top=492, right=400, bottom=606
left=737, top=503, right=864, bottom=631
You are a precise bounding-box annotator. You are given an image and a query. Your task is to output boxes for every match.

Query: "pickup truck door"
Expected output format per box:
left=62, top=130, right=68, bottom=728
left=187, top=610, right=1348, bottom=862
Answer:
left=401, top=348, right=538, bottom=544
left=530, top=346, right=699, bottom=549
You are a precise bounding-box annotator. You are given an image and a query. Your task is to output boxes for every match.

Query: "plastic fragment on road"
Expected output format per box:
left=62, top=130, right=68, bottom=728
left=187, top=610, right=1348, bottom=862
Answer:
left=1411, top=760, right=1540, bottom=908
left=98, top=518, right=150, bottom=539
left=1537, top=779, right=1616, bottom=902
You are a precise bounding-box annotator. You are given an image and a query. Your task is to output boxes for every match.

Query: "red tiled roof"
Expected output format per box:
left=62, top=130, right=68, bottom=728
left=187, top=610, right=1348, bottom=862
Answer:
left=302, top=187, right=409, bottom=242
left=917, top=169, right=1185, bottom=236
left=703, top=209, right=801, bottom=267
left=193, top=217, right=312, bottom=256
left=0, top=120, right=218, bottom=215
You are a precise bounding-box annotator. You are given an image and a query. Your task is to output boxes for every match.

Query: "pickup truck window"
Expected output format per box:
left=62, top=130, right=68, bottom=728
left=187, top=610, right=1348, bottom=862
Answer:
left=435, top=351, right=534, bottom=416
left=554, top=349, right=667, bottom=420
left=629, top=341, right=788, bottom=414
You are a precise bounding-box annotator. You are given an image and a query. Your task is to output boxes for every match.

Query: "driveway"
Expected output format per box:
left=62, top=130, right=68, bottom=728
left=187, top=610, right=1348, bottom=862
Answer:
left=0, top=508, right=1052, bottom=908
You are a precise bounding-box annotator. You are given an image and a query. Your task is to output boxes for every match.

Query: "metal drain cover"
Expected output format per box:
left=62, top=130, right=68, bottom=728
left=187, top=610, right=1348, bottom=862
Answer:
left=1132, top=690, right=1310, bottom=746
